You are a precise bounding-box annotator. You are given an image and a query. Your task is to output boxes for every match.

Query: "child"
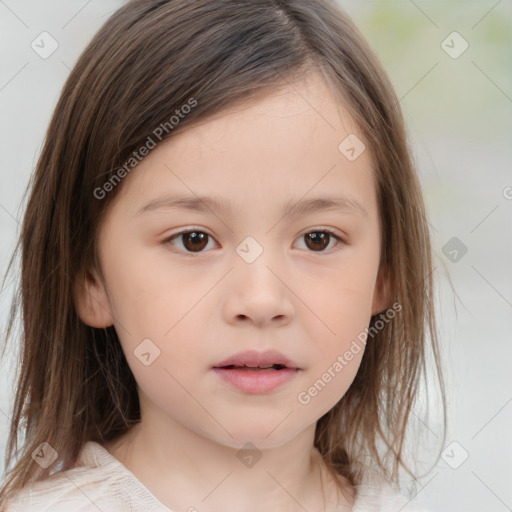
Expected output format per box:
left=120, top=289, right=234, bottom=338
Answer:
left=0, top=0, right=446, bottom=510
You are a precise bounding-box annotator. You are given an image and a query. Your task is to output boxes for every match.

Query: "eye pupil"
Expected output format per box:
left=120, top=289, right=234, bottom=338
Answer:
left=183, top=231, right=208, bottom=252
left=305, top=232, right=330, bottom=251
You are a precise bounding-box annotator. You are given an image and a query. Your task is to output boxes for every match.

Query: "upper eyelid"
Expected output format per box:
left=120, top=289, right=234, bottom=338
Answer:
left=164, top=225, right=347, bottom=239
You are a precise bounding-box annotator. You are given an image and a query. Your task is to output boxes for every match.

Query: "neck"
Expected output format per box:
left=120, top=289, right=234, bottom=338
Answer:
left=103, top=413, right=354, bottom=511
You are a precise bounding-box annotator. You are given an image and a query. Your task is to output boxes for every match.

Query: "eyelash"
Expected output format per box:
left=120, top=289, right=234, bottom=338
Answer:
left=162, top=227, right=346, bottom=256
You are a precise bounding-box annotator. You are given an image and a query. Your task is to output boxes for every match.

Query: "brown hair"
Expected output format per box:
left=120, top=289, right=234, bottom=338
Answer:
left=0, top=0, right=446, bottom=506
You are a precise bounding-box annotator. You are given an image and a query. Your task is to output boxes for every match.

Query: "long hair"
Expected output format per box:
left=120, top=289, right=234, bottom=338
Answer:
left=0, top=0, right=446, bottom=505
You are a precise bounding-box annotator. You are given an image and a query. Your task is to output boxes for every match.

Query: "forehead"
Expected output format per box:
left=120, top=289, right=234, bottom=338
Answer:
left=109, top=70, right=378, bottom=224
left=172, top=71, right=362, bottom=155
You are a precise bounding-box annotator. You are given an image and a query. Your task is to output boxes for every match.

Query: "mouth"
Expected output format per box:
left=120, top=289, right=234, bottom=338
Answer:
left=212, top=350, right=301, bottom=393
left=213, top=349, right=300, bottom=371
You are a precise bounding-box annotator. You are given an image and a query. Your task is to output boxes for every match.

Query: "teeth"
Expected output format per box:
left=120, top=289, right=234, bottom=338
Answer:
left=220, top=364, right=287, bottom=370
left=236, top=364, right=278, bottom=369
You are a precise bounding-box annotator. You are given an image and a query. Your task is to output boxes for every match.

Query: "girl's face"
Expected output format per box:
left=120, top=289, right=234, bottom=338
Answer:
left=76, top=71, right=390, bottom=449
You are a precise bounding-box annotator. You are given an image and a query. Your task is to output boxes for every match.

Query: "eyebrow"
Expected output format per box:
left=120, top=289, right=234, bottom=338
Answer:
left=135, top=193, right=369, bottom=219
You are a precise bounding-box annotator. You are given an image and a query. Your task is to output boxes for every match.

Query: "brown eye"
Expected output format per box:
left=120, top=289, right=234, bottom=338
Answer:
left=304, top=232, right=330, bottom=251
left=297, top=229, right=344, bottom=253
left=181, top=231, right=209, bottom=252
left=164, top=229, right=214, bottom=254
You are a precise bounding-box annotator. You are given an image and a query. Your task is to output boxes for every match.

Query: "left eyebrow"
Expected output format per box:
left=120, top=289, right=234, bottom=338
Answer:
left=134, top=193, right=369, bottom=219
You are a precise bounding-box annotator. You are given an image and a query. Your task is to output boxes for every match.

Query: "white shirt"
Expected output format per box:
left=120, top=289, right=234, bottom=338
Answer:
left=4, top=441, right=431, bottom=511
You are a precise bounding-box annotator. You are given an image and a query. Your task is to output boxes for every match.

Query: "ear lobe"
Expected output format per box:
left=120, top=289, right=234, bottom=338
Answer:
left=371, top=265, right=394, bottom=317
left=74, top=267, right=114, bottom=328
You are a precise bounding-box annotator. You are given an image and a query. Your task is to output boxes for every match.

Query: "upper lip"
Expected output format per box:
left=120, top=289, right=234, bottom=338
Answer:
left=213, top=349, right=300, bottom=369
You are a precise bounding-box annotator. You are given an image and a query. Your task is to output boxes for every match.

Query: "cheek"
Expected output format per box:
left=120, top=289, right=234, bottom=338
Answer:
left=295, top=293, right=369, bottom=419
left=102, top=242, right=209, bottom=338
left=122, top=350, right=216, bottom=441
left=303, top=248, right=378, bottom=343
left=104, top=249, right=215, bottom=393
left=295, top=252, right=378, bottom=411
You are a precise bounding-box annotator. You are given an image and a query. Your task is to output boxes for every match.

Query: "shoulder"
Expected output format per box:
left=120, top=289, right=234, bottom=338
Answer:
left=4, top=441, right=169, bottom=512
left=5, top=469, right=112, bottom=511
left=352, top=464, right=433, bottom=512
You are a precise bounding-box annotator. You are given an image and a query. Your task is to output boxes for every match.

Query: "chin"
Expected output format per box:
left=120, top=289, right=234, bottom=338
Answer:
left=205, top=422, right=309, bottom=451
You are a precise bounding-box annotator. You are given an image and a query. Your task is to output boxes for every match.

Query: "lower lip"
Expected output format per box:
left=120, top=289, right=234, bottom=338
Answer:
left=212, top=367, right=299, bottom=393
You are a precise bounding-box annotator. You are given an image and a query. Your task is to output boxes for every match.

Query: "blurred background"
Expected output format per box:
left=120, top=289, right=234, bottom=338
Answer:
left=0, top=1, right=511, bottom=510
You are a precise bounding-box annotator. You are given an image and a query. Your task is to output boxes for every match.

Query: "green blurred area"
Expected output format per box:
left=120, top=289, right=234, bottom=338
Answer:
left=339, top=1, right=512, bottom=135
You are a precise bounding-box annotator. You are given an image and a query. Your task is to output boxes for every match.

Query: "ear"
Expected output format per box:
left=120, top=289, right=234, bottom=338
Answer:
left=371, top=264, right=394, bottom=317
left=74, top=267, right=114, bottom=328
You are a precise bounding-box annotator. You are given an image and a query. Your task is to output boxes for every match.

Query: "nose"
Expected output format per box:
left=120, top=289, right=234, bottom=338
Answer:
left=223, top=252, right=295, bottom=328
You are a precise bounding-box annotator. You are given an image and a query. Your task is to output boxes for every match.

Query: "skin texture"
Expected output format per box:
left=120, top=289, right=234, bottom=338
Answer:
left=75, top=70, right=391, bottom=512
